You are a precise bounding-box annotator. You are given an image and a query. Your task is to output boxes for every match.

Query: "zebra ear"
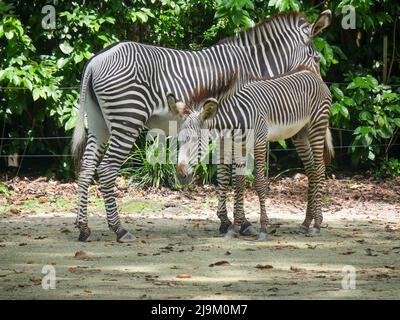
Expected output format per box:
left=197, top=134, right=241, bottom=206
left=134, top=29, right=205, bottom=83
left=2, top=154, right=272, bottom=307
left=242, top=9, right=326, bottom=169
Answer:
left=167, top=93, right=185, bottom=117
left=200, top=98, right=218, bottom=122
left=311, top=9, right=332, bottom=38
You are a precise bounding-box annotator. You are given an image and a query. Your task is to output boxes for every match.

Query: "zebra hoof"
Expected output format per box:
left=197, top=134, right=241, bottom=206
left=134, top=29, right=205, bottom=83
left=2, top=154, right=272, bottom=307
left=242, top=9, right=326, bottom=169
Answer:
left=116, top=229, right=136, bottom=243
left=225, top=229, right=239, bottom=239
left=258, top=232, right=268, bottom=241
left=78, top=228, right=93, bottom=242
left=240, top=221, right=258, bottom=236
left=297, top=225, right=309, bottom=235
left=219, top=221, right=233, bottom=235
left=307, top=227, right=321, bottom=237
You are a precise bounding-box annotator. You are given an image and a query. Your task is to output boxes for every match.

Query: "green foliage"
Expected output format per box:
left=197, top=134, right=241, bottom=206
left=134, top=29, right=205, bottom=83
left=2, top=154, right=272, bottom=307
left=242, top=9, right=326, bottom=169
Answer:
left=375, top=158, right=400, bottom=178
left=214, top=0, right=255, bottom=33
left=331, top=75, right=400, bottom=166
left=268, top=0, right=301, bottom=12
left=0, top=182, right=11, bottom=196
left=192, top=142, right=218, bottom=185
left=120, top=135, right=180, bottom=189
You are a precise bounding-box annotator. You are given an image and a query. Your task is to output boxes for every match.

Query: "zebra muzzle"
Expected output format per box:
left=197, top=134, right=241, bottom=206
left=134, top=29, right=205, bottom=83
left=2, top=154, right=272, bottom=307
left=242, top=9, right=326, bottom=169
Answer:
left=176, top=163, right=192, bottom=185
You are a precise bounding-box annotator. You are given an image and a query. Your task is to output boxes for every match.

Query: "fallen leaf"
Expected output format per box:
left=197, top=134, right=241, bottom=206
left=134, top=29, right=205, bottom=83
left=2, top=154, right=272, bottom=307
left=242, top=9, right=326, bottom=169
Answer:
left=385, top=225, right=400, bottom=232
left=176, top=274, right=192, bottom=279
left=255, top=264, right=273, bottom=270
left=68, top=266, right=100, bottom=273
left=273, top=244, right=299, bottom=250
left=209, top=261, right=230, bottom=267
left=290, top=266, right=307, bottom=273
left=9, top=208, right=21, bottom=215
left=365, top=248, right=378, bottom=256
left=30, top=277, right=42, bottom=286
left=340, top=249, right=355, bottom=255
left=74, top=250, right=87, bottom=260
left=384, top=265, right=399, bottom=270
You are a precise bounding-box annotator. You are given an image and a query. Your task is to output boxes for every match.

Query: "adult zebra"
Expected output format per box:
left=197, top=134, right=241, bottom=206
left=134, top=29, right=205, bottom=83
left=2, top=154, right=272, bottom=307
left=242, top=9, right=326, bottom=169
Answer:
left=167, top=66, right=333, bottom=239
left=72, top=10, right=332, bottom=242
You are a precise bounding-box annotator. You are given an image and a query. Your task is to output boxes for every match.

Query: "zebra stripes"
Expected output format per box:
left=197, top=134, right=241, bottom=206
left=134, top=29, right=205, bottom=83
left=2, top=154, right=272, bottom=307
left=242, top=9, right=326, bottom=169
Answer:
left=170, top=66, right=333, bottom=239
left=72, top=11, right=332, bottom=242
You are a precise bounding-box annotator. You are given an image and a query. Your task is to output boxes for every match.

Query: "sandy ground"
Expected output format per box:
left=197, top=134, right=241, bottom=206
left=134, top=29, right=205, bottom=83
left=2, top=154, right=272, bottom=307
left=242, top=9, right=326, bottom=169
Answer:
left=0, top=176, right=400, bottom=299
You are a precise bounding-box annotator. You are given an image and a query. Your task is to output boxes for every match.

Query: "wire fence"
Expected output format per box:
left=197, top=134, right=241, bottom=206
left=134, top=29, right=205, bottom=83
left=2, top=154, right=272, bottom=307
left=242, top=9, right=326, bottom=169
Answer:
left=1, top=82, right=400, bottom=92
left=0, top=126, right=375, bottom=143
left=0, top=85, right=399, bottom=158
left=0, top=143, right=399, bottom=158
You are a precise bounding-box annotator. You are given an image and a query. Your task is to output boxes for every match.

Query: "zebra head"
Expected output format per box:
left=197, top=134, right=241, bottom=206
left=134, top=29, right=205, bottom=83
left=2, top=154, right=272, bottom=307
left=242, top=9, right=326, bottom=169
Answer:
left=167, top=93, right=217, bottom=185
left=289, top=9, right=332, bottom=75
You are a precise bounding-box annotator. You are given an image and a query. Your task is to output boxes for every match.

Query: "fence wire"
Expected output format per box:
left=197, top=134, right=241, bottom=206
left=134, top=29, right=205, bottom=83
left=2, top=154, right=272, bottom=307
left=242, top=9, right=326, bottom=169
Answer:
left=0, top=84, right=399, bottom=159
left=0, top=143, right=399, bottom=158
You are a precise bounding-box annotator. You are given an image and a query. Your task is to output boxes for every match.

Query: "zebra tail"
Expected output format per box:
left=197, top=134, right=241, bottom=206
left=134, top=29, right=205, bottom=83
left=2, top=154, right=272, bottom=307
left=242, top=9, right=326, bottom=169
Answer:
left=323, top=127, right=334, bottom=165
left=71, top=64, right=91, bottom=174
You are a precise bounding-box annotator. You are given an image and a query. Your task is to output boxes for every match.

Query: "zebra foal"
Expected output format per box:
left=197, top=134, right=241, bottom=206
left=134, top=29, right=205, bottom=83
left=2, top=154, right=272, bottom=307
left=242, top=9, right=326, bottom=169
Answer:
left=168, top=66, right=333, bottom=239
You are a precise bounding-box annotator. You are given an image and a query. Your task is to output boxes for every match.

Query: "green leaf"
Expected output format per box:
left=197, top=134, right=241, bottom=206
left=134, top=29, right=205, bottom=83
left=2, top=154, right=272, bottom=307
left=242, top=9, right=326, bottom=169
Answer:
left=59, top=41, right=74, bottom=54
left=331, top=85, right=344, bottom=99
left=393, top=118, right=400, bottom=128
left=57, top=58, right=68, bottom=69
left=331, top=102, right=341, bottom=116
left=278, top=140, right=287, bottom=149
left=5, top=31, right=14, bottom=39
left=339, top=104, right=349, bottom=118
left=362, top=134, right=372, bottom=147
left=32, top=88, right=40, bottom=101
left=368, top=150, right=375, bottom=160
left=73, top=53, right=84, bottom=64
left=359, top=111, right=372, bottom=121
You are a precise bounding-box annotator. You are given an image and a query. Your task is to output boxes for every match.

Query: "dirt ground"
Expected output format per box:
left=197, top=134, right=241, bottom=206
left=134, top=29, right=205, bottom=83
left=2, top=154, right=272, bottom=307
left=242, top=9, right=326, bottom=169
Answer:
left=0, top=175, right=400, bottom=300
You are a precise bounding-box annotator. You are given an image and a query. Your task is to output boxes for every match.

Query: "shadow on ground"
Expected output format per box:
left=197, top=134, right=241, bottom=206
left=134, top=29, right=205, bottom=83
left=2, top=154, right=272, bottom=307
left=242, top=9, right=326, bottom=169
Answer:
left=0, top=198, right=399, bottom=299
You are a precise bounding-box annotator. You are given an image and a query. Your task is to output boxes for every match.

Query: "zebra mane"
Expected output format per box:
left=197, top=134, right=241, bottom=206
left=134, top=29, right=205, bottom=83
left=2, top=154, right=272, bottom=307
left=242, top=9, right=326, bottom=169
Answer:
left=218, top=11, right=310, bottom=46
left=260, top=64, right=316, bottom=80
left=184, top=70, right=255, bottom=112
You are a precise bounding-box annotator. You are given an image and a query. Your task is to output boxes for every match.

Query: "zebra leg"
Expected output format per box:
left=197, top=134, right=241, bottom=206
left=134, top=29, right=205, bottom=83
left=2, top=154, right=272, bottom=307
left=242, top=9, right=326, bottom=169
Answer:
left=75, top=134, right=106, bottom=242
left=292, top=132, right=315, bottom=234
left=225, top=162, right=257, bottom=238
left=97, top=132, right=141, bottom=243
left=253, top=140, right=268, bottom=241
left=308, top=128, right=327, bottom=237
left=216, top=164, right=232, bottom=234
left=225, top=164, right=245, bottom=239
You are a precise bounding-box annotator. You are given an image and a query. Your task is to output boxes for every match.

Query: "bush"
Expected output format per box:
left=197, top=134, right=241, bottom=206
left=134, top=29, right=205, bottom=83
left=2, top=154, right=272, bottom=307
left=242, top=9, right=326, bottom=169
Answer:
left=330, top=75, right=400, bottom=167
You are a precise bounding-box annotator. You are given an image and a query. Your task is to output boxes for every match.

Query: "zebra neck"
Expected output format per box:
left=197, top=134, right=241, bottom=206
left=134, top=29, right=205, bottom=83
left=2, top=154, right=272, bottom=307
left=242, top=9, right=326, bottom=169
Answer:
left=221, top=17, right=302, bottom=78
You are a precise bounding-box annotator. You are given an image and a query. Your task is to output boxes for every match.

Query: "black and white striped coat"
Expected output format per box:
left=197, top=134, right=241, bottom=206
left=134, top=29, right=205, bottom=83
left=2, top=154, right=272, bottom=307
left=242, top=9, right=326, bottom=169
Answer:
left=72, top=11, right=332, bottom=242
left=171, top=67, right=333, bottom=239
